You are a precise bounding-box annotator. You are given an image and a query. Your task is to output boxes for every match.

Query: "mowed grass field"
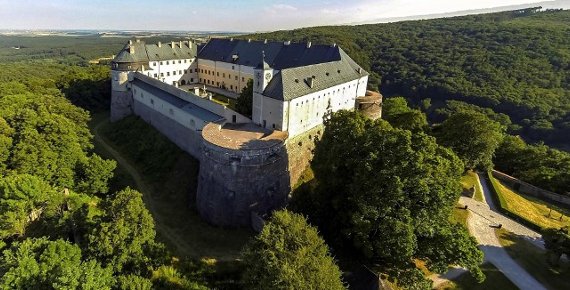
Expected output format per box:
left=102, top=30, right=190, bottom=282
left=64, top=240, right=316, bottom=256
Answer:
left=493, top=177, right=570, bottom=230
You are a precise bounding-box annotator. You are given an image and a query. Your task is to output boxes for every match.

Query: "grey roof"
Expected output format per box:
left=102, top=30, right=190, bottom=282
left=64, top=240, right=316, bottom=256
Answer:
left=113, top=40, right=197, bottom=63
left=132, top=79, right=222, bottom=122
left=198, top=38, right=342, bottom=69
left=263, top=48, right=369, bottom=101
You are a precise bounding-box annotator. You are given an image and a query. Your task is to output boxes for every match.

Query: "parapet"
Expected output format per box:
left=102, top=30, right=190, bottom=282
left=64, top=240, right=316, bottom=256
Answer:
left=356, top=90, right=383, bottom=120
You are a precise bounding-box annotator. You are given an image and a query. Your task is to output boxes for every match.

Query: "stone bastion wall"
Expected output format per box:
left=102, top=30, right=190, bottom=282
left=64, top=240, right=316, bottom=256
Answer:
left=196, top=123, right=291, bottom=227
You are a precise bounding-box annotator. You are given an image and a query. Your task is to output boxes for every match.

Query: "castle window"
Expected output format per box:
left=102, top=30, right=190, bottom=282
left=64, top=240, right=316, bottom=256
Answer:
left=235, top=76, right=238, bottom=80
left=167, top=72, right=170, bottom=76
left=179, top=70, right=182, bottom=74
left=160, top=61, right=163, bottom=65
left=173, top=71, right=176, bottom=75
left=195, top=69, right=198, bottom=73
left=127, top=65, right=131, bottom=69
left=229, top=74, right=231, bottom=79
left=242, top=77, right=245, bottom=82
left=184, top=70, right=188, bottom=74
left=160, top=73, right=164, bottom=77
left=152, top=62, right=156, bottom=66
left=178, top=60, right=181, bottom=63
left=217, top=72, right=219, bottom=77
left=190, top=78, right=194, bottom=82
left=154, top=73, right=158, bottom=78
left=166, top=61, right=169, bottom=65
left=230, top=85, right=233, bottom=90
left=184, top=59, right=187, bottom=63
left=232, top=65, right=235, bottom=70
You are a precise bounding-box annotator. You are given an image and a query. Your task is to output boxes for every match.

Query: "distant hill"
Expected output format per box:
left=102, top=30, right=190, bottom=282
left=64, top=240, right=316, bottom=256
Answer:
left=349, top=0, right=570, bottom=25
left=248, top=8, right=570, bottom=148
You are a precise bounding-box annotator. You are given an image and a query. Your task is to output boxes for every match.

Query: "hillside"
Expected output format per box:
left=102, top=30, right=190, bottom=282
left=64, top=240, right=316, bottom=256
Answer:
left=248, top=8, right=570, bottom=148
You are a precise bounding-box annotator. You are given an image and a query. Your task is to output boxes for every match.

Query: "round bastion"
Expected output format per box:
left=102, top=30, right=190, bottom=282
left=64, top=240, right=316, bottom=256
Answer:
left=196, top=122, right=290, bottom=227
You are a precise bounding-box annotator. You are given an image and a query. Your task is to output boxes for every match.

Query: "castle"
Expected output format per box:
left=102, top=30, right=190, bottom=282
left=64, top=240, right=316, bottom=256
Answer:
left=110, top=38, right=380, bottom=227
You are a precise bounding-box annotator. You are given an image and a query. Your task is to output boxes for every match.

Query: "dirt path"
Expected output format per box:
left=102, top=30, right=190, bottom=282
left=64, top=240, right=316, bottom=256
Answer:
left=92, top=116, right=196, bottom=257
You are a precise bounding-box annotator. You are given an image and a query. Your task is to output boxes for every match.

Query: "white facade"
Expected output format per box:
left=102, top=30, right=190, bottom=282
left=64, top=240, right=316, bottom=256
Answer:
left=141, top=58, right=199, bottom=87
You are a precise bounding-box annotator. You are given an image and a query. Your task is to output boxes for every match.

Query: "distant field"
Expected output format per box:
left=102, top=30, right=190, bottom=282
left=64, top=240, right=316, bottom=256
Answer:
left=490, top=174, right=570, bottom=230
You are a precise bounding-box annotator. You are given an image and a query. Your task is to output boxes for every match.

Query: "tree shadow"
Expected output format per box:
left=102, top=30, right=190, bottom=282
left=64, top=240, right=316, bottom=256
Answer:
left=59, top=78, right=111, bottom=112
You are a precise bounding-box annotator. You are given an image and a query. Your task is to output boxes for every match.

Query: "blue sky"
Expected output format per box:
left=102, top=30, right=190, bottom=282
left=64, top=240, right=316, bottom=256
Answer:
left=0, top=0, right=556, bottom=31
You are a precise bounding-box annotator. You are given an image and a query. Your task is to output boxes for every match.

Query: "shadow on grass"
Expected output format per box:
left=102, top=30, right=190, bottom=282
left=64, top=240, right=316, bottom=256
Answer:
left=496, top=229, right=570, bottom=290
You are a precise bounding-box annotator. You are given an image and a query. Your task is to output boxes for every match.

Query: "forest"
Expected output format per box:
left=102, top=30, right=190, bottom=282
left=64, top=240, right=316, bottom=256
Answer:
left=248, top=8, right=570, bottom=149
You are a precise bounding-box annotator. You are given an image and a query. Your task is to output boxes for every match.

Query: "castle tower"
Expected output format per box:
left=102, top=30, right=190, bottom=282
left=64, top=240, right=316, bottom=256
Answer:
left=252, top=52, right=274, bottom=127
left=110, top=40, right=137, bottom=122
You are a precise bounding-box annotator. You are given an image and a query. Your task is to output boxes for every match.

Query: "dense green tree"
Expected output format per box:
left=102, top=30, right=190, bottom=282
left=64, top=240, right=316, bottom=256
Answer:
left=435, top=111, right=504, bottom=170
left=542, top=228, right=570, bottom=265
left=382, top=97, right=428, bottom=132
left=151, top=266, right=208, bottom=290
left=235, top=79, right=253, bottom=117
left=0, top=238, right=114, bottom=289
left=241, top=210, right=345, bottom=290
left=87, top=188, right=156, bottom=273
left=117, top=274, right=153, bottom=290
left=0, top=93, right=116, bottom=195
left=305, top=111, right=482, bottom=288
left=494, top=135, right=570, bottom=193
left=0, top=174, right=62, bottom=239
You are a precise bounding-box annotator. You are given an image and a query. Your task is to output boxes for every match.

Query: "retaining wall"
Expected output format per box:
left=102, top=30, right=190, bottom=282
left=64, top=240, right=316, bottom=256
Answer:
left=492, top=170, right=570, bottom=207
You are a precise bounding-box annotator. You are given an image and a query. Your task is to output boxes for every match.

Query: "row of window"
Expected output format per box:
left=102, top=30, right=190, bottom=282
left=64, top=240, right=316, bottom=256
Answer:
left=199, top=68, right=247, bottom=82
left=152, top=59, right=192, bottom=66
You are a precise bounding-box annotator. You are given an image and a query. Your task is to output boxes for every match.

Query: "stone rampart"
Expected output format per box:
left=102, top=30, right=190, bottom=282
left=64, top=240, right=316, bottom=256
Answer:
left=492, top=170, right=570, bottom=207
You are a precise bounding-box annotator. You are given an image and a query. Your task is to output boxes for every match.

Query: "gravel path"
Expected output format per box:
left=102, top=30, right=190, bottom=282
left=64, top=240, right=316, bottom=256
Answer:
left=453, top=173, right=545, bottom=290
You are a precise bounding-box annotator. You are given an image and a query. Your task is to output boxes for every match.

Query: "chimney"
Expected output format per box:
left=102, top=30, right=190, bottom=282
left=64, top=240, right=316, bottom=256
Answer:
left=158, top=41, right=162, bottom=48
left=128, top=40, right=133, bottom=45
left=248, top=39, right=252, bottom=43
left=306, top=41, right=312, bottom=48
left=188, top=41, right=192, bottom=48
left=264, top=39, right=268, bottom=44
left=284, top=40, right=291, bottom=46
left=180, top=41, right=183, bottom=47
left=136, top=39, right=140, bottom=43
left=230, top=38, right=234, bottom=41
left=171, top=41, right=175, bottom=47
left=129, top=46, right=135, bottom=54
left=357, top=67, right=362, bottom=74
left=332, top=43, right=337, bottom=47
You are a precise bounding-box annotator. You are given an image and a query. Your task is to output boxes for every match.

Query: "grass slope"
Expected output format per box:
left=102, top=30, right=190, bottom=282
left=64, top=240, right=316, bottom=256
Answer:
left=489, top=174, right=570, bottom=230
left=437, top=263, right=518, bottom=290
left=460, top=171, right=484, bottom=202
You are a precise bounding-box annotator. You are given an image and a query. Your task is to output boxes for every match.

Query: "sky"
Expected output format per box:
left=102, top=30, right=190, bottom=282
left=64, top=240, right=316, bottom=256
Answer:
left=0, top=0, right=562, bottom=32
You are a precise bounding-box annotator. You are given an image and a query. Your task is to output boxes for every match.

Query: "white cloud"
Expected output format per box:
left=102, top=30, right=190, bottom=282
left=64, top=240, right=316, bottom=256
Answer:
left=265, top=3, right=298, bottom=14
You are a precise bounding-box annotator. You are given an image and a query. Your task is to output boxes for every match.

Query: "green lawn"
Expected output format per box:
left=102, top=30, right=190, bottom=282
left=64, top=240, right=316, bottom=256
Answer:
left=496, top=228, right=570, bottom=290
left=91, top=114, right=252, bottom=261
left=211, top=94, right=237, bottom=110
left=490, top=174, right=570, bottom=230
left=437, top=263, right=517, bottom=290
left=460, top=171, right=484, bottom=202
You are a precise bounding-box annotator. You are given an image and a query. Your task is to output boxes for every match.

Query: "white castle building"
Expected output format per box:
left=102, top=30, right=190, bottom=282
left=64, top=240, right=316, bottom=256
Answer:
left=110, top=38, right=378, bottom=227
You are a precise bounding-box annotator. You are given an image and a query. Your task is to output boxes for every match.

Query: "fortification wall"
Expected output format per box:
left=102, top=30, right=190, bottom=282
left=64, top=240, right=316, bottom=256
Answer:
left=492, top=170, right=570, bottom=207
left=133, top=99, right=203, bottom=159
left=197, top=124, right=290, bottom=227
left=285, top=125, right=324, bottom=185
left=110, top=90, right=133, bottom=122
